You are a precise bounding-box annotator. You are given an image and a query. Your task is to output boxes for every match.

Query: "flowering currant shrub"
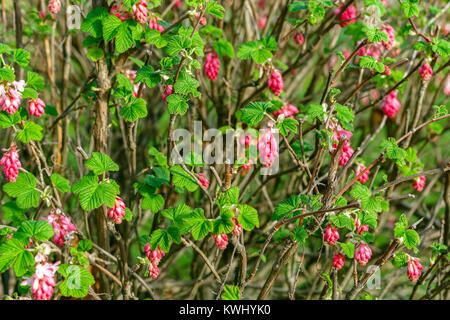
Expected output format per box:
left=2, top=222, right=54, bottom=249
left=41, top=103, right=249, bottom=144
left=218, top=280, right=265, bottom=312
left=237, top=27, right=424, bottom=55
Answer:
left=0, top=0, right=449, bottom=302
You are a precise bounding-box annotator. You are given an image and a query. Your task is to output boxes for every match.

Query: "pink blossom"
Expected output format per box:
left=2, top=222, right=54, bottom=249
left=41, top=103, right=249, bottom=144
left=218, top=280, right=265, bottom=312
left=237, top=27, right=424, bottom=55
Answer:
left=273, top=104, right=299, bottom=119
left=110, top=4, right=132, bottom=22
left=335, top=5, right=357, bottom=27
left=407, top=258, right=423, bottom=282
left=195, top=14, right=207, bottom=26
left=28, top=98, right=46, bottom=117
left=124, top=69, right=145, bottom=97
left=257, top=126, right=278, bottom=167
left=0, top=84, right=22, bottom=115
left=257, top=0, right=267, bottom=9
left=174, top=0, right=182, bottom=8
left=444, top=75, right=450, bottom=95
left=1, top=143, right=21, bottom=182
left=258, top=15, right=267, bottom=29
left=45, top=209, right=77, bottom=247
left=232, top=217, right=243, bottom=236
left=381, top=24, right=395, bottom=50
left=356, top=164, right=370, bottom=184
left=198, top=173, right=210, bottom=189
left=324, top=225, right=339, bottom=245
left=22, top=261, right=60, bottom=300
left=38, top=11, right=47, bottom=20
left=213, top=234, right=228, bottom=250
left=331, top=128, right=354, bottom=167
left=268, top=69, right=284, bottom=96
left=240, top=133, right=253, bottom=147
left=333, top=253, right=345, bottom=270
left=241, top=161, right=253, bottom=171
left=355, top=216, right=369, bottom=235
left=355, top=243, right=372, bottom=266
left=293, top=33, right=304, bottom=45
left=412, top=176, right=426, bottom=192
left=162, top=85, right=173, bottom=102
left=132, top=0, right=148, bottom=24
left=148, top=15, right=165, bottom=31
left=383, top=65, right=392, bottom=76
left=203, top=51, right=220, bottom=81
left=381, top=90, right=401, bottom=118
left=419, top=62, right=433, bottom=81
left=48, top=0, right=61, bottom=15
left=107, top=196, right=127, bottom=224
left=144, top=243, right=165, bottom=279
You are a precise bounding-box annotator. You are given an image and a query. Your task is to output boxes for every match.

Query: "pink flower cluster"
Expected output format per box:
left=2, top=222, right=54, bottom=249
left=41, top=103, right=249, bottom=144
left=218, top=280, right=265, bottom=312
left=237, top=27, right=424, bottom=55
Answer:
left=162, top=85, right=173, bottom=102
left=124, top=69, right=144, bottom=98
left=357, top=43, right=382, bottom=61
left=333, top=253, right=345, bottom=270
left=331, top=127, right=354, bottom=167
left=257, top=126, right=279, bottom=167
left=355, top=243, right=372, bottom=266
left=213, top=234, right=228, bottom=250
left=444, top=75, right=450, bottom=95
left=407, top=257, right=423, bottom=282
left=334, top=5, right=357, bottom=27
left=46, top=209, right=77, bottom=247
left=149, top=15, right=165, bottom=32
left=132, top=0, right=148, bottom=24
left=198, top=173, right=210, bottom=189
left=204, top=51, right=220, bottom=81
left=268, top=69, right=284, bottom=96
left=381, top=24, right=395, bottom=50
left=355, top=216, right=369, bottom=235
left=355, top=164, right=370, bottom=184
left=28, top=98, right=46, bottom=117
left=48, top=0, right=61, bottom=15
left=232, top=217, right=243, bottom=236
left=419, top=62, right=433, bottom=81
left=1, top=143, right=21, bottom=182
left=273, top=104, right=299, bottom=119
left=324, top=225, right=339, bottom=245
left=144, top=243, right=165, bottom=279
left=107, top=196, right=127, bottom=224
left=381, top=90, right=401, bottom=118
left=412, top=175, right=426, bottom=192
left=22, top=258, right=60, bottom=300
left=195, top=14, right=207, bottom=26
left=0, top=81, right=25, bottom=115
left=258, top=15, right=267, bottom=29
left=293, top=33, right=304, bottom=45
left=110, top=4, right=132, bottom=22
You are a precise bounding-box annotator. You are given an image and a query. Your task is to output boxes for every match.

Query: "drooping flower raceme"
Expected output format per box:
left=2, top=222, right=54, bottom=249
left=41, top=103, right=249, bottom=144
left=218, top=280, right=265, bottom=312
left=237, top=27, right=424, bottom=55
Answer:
left=107, top=196, right=127, bottom=224
left=148, top=15, right=165, bottom=31
left=413, top=176, right=426, bottom=192
left=381, top=90, right=401, bottom=118
left=444, top=75, right=450, bottom=95
left=46, top=209, right=77, bottom=247
left=293, top=33, right=304, bottom=45
left=132, top=0, right=148, bottom=24
left=355, top=164, right=370, bottom=184
left=407, top=257, right=423, bottom=282
left=381, top=24, right=395, bottom=50
left=273, top=104, right=299, bottom=119
left=198, top=173, right=210, bottom=189
left=355, top=216, right=369, bottom=235
left=257, top=126, right=279, bottom=168
left=162, top=85, right=173, bottom=102
left=48, top=0, right=61, bottom=15
left=324, top=225, right=339, bottom=245
left=1, top=143, right=21, bottom=183
left=0, top=83, right=22, bottom=114
left=355, top=243, right=372, bottom=266
left=331, top=128, right=354, bottom=167
left=203, top=51, right=220, bottom=81
left=268, top=69, right=284, bottom=96
left=28, top=98, right=46, bottom=117
left=232, top=217, right=243, bottom=236
left=22, top=260, right=60, bottom=300
left=124, top=69, right=144, bottom=97
left=213, top=234, right=228, bottom=250
left=144, top=243, right=165, bottom=279
left=419, top=62, right=433, bottom=81
left=333, top=253, right=345, bottom=270
left=335, top=5, right=357, bottom=27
